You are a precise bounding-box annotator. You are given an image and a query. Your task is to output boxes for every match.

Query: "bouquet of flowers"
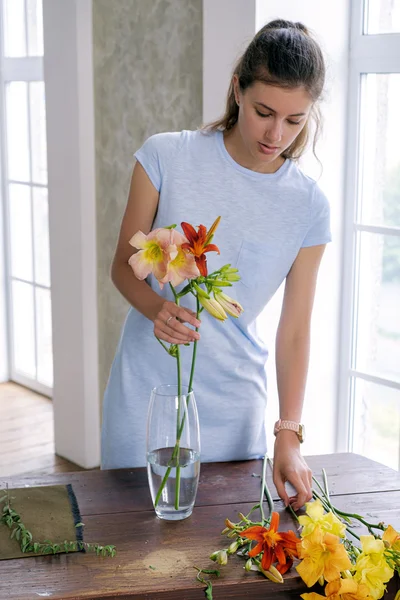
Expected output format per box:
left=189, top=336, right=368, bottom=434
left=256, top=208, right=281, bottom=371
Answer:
left=128, top=217, right=243, bottom=510
left=196, top=455, right=400, bottom=599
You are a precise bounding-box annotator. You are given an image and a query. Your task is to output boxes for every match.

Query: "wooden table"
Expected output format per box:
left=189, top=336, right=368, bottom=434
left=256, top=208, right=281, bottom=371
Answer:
left=1, top=453, right=399, bottom=600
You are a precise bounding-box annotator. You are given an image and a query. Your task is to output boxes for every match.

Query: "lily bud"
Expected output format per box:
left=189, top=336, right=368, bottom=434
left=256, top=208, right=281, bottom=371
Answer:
left=225, top=518, right=236, bottom=530
left=214, top=292, right=244, bottom=318
left=198, top=295, right=227, bottom=321
left=227, top=541, right=240, bottom=554
left=221, top=527, right=230, bottom=535
left=227, top=530, right=237, bottom=538
left=259, top=565, right=284, bottom=584
left=209, top=550, right=219, bottom=561
left=216, top=550, right=228, bottom=565
left=192, top=281, right=210, bottom=299
left=245, top=558, right=253, bottom=572
left=223, top=272, right=241, bottom=282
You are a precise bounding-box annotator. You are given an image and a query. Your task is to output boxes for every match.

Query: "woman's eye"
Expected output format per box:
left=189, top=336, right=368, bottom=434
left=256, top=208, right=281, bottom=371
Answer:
left=287, top=120, right=301, bottom=126
left=255, top=110, right=271, bottom=118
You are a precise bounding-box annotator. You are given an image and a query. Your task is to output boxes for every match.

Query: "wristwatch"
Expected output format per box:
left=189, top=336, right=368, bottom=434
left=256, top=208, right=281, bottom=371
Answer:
left=273, top=419, right=305, bottom=443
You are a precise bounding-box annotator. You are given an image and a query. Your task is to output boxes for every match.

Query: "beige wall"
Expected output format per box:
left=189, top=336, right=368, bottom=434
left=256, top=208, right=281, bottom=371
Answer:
left=93, top=0, right=203, bottom=396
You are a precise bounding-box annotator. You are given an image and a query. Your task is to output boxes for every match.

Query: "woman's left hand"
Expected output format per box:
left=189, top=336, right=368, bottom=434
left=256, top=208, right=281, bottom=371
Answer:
left=272, top=430, right=313, bottom=511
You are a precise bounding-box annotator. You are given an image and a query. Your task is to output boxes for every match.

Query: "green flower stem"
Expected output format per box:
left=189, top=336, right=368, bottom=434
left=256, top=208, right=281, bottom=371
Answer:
left=259, top=454, right=267, bottom=524
left=154, top=289, right=201, bottom=511
left=174, top=295, right=200, bottom=510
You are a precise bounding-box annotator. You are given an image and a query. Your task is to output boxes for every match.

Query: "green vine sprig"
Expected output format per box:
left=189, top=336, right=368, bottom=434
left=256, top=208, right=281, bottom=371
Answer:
left=0, top=488, right=116, bottom=557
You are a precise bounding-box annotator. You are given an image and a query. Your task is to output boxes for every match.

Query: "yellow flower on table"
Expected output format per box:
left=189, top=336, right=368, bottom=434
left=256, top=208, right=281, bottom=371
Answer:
left=301, top=576, right=372, bottom=599
left=353, top=536, right=394, bottom=600
left=296, top=526, right=352, bottom=587
left=299, top=499, right=347, bottom=538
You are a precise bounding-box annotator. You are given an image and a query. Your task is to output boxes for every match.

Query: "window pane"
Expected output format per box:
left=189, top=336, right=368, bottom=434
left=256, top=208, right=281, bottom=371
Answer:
left=364, top=0, right=400, bottom=34
left=6, top=82, right=30, bottom=183
left=36, top=287, right=53, bottom=387
left=33, top=187, right=50, bottom=287
left=3, top=0, right=27, bottom=57
left=9, top=184, right=33, bottom=282
left=352, top=378, right=399, bottom=470
left=354, top=232, right=400, bottom=382
left=26, top=0, right=44, bottom=56
left=358, top=74, right=400, bottom=228
left=30, top=82, right=48, bottom=184
left=11, top=280, right=36, bottom=378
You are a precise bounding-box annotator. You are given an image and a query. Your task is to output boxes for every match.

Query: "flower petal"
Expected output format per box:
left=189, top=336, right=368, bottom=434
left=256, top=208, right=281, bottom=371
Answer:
left=239, top=526, right=266, bottom=542
left=248, top=541, right=264, bottom=558
left=128, top=252, right=153, bottom=280
left=181, top=222, right=198, bottom=244
left=202, top=243, right=220, bottom=254
left=261, top=547, right=274, bottom=572
left=269, top=512, right=280, bottom=533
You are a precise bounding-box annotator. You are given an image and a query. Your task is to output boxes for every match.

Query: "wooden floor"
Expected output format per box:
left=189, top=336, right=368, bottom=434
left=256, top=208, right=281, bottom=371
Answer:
left=0, top=382, right=85, bottom=477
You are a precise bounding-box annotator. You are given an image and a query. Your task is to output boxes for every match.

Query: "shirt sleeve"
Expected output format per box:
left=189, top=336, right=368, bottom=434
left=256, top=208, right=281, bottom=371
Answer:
left=133, top=132, right=183, bottom=192
left=301, top=184, right=332, bottom=248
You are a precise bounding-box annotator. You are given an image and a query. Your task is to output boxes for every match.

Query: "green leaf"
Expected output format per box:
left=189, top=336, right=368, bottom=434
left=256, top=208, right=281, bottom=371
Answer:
left=164, top=224, right=177, bottom=229
left=204, top=581, right=213, bottom=600
left=75, top=522, right=84, bottom=527
left=198, top=569, right=220, bottom=576
left=149, top=565, right=156, bottom=570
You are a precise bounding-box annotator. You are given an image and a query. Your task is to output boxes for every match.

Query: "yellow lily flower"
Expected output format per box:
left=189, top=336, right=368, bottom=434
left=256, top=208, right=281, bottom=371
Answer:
left=301, top=576, right=372, bottom=599
left=296, top=526, right=352, bottom=587
left=353, top=536, right=393, bottom=600
left=299, top=499, right=346, bottom=538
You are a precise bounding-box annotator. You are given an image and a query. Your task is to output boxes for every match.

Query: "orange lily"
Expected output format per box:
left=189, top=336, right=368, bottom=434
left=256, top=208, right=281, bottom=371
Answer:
left=301, top=577, right=372, bottom=599
left=239, top=511, right=300, bottom=574
left=383, top=525, right=400, bottom=552
left=181, top=217, right=221, bottom=276
left=296, top=526, right=353, bottom=587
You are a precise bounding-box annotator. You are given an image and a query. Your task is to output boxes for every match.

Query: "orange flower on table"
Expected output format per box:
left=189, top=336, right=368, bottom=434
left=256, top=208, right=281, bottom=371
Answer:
left=301, top=577, right=372, bottom=600
left=382, top=525, right=400, bottom=552
left=181, top=216, right=221, bottom=276
left=239, top=511, right=300, bottom=575
left=296, top=526, right=352, bottom=587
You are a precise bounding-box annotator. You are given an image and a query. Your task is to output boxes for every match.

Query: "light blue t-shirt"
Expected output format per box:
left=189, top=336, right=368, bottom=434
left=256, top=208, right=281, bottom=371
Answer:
left=101, top=129, right=331, bottom=468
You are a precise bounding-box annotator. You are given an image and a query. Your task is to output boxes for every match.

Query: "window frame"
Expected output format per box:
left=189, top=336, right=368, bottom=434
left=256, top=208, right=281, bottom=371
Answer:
left=337, top=0, right=400, bottom=457
left=0, top=0, right=52, bottom=396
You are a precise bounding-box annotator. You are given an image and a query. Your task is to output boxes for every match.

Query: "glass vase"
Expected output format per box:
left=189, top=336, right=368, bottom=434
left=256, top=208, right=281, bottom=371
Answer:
left=146, top=384, right=201, bottom=521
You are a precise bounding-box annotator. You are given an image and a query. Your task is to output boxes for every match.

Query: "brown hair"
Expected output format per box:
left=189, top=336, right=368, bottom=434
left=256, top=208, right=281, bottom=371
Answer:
left=204, top=19, right=326, bottom=160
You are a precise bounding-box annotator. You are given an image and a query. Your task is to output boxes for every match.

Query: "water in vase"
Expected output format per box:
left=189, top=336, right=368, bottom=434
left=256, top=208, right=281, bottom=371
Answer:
left=147, top=447, right=201, bottom=520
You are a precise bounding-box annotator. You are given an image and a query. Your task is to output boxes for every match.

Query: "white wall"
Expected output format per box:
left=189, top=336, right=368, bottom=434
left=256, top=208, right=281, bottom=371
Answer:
left=43, top=0, right=100, bottom=468
left=203, top=0, right=350, bottom=455
left=0, top=173, right=8, bottom=382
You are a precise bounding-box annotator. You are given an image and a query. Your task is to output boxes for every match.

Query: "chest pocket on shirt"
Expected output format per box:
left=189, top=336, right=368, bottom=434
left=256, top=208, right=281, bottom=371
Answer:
left=234, top=239, right=287, bottom=321
left=236, top=239, right=281, bottom=288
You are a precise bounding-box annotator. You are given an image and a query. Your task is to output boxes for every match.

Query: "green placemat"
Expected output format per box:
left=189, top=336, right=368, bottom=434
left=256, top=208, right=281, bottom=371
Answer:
left=0, top=484, right=83, bottom=560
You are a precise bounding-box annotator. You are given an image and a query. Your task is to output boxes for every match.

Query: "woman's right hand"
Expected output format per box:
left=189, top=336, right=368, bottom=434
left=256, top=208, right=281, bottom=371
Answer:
left=154, top=300, right=201, bottom=344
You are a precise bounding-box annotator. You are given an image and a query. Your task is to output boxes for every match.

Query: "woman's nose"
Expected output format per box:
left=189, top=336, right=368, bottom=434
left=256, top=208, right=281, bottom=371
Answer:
left=265, top=120, right=283, bottom=143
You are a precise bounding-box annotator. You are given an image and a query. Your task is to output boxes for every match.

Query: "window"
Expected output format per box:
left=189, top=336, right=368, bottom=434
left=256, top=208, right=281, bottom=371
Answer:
left=0, top=0, right=52, bottom=394
left=339, top=0, right=400, bottom=469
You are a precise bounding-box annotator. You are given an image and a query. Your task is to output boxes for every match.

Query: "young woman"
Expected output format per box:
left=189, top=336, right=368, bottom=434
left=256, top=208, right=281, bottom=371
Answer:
left=101, top=19, right=331, bottom=511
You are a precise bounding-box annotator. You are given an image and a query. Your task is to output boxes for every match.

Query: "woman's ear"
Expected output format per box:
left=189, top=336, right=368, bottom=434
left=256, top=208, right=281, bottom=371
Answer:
left=232, top=74, right=240, bottom=106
